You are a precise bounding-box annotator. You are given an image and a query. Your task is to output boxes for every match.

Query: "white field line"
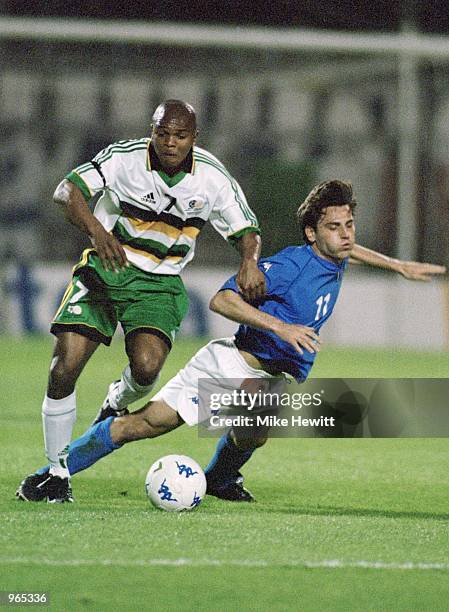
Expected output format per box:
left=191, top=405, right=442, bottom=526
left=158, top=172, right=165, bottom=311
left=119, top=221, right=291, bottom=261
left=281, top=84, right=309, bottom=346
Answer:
left=0, top=558, right=449, bottom=571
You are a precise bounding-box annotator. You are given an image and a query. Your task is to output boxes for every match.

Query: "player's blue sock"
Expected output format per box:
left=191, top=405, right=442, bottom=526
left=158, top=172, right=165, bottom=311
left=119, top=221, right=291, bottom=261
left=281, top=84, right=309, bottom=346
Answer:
left=36, top=417, right=123, bottom=476
left=204, top=432, right=255, bottom=489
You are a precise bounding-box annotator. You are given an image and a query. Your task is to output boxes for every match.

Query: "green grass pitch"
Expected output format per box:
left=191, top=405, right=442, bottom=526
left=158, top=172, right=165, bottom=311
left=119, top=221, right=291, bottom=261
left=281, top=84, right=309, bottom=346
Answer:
left=1, top=336, right=449, bottom=611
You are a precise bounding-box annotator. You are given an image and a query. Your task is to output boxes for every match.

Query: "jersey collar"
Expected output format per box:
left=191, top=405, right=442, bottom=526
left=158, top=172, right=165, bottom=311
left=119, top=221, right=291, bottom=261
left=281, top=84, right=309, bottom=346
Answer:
left=146, top=141, right=194, bottom=187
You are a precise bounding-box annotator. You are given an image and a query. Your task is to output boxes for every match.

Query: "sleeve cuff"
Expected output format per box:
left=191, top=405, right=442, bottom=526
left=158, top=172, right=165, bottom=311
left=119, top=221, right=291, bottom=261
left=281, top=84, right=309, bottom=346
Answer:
left=227, top=226, right=261, bottom=246
left=65, top=171, right=93, bottom=202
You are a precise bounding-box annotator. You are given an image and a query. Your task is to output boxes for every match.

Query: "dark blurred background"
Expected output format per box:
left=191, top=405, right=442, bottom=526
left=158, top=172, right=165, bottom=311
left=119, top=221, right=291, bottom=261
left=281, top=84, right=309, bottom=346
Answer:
left=2, top=0, right=449, bottom=32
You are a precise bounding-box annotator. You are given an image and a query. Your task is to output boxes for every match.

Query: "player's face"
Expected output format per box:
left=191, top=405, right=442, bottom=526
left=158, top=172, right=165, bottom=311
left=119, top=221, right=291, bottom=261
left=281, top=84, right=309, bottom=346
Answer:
left=307, top=205, right=355, bottom=263
left=151, top=118, right=197, bottom=174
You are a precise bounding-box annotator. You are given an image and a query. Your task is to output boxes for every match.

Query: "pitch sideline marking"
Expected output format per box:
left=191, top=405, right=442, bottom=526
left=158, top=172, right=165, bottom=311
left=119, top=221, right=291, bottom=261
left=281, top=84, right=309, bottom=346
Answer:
left=0, top=558, right=449, bottom=571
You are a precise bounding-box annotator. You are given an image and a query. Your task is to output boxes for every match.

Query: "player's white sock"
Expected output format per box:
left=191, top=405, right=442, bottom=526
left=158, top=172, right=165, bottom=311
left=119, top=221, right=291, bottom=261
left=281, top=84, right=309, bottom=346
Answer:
left=108, top=365, right=158, bottom=410
left=42, top=391, right=76, bottom=478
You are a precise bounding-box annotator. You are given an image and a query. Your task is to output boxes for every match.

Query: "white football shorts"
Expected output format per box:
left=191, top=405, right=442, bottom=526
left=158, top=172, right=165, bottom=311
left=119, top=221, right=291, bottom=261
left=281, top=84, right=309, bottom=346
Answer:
left=152, top=337, right=278, bottom=426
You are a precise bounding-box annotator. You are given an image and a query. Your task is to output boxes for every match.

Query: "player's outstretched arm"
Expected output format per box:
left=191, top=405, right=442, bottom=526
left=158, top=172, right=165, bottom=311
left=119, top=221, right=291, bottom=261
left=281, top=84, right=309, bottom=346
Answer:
left=349, top=243, right=447, bottom=281
left=54, top=179, right=129, bottom=272
left=209, top=290, right=320, bottom=355
left=234, top=232, right=266, bottom=302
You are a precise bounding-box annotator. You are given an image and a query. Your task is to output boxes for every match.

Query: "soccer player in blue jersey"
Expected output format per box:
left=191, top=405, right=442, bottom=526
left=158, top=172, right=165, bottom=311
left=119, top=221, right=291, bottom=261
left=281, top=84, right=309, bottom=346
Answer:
left=16, top=179, right=445, bottom=503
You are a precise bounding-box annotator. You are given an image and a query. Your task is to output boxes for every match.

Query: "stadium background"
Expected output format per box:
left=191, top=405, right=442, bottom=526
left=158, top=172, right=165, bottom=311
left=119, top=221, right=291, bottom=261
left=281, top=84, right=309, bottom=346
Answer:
left=1, top=3, right=448, bottom=347
left=1, top=4, right=449, bottom=611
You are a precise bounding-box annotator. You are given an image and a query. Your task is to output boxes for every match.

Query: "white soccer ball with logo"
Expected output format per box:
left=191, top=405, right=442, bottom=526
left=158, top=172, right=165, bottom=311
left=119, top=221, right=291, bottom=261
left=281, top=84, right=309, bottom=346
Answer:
left=145, top=454, right=207, bottom=512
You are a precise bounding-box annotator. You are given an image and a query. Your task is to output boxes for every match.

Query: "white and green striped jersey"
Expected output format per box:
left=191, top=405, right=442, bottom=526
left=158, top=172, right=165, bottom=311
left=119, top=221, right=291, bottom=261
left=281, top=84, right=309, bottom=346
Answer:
left=66, top=138, right=259, bottom=275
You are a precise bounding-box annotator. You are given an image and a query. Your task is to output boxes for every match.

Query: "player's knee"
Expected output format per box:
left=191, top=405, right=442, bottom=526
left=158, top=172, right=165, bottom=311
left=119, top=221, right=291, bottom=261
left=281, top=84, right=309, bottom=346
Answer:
left=129, top=358, right=161, bottom=387
left=49, top=353, right=82, bottom=388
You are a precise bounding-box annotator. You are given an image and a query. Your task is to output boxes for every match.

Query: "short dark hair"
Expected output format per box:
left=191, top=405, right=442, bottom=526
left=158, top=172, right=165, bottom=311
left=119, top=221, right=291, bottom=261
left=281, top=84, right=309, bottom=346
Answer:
left=297, top=180, right=357, bottom=244
left=152, top=99, right=197, bottom=130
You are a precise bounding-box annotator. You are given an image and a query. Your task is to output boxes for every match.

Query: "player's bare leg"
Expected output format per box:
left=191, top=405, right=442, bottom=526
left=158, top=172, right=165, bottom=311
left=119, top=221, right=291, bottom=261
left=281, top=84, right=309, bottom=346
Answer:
left=111, top=399, right=184, bottom=443
left=47, top=332, right=99, bottom=399
left=94, top=331, right=170, bottom=424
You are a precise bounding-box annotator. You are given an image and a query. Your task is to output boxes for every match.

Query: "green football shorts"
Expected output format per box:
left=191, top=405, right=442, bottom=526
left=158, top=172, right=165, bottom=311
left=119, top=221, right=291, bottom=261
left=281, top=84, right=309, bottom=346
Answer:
left=51, top=249, right=189, bottom=347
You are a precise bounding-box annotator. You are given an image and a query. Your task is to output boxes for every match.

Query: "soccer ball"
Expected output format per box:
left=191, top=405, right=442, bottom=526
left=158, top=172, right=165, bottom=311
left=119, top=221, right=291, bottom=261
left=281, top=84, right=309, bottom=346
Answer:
left=145, top=454, right=207, bottom=512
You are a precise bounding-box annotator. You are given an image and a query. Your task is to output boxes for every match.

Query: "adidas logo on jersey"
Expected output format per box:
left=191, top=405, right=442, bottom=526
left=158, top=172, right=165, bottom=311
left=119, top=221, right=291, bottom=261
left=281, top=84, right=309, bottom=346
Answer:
left=141, top=192, right=156, bottom=204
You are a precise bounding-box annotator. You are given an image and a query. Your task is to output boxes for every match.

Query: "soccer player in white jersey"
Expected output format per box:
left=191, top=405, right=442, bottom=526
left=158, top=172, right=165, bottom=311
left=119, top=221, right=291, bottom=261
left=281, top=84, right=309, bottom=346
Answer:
left=30, top=100, right=266, bottom=502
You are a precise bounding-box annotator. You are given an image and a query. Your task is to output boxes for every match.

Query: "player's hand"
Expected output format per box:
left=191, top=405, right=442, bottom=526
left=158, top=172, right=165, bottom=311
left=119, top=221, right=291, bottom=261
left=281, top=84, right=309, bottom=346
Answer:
left=395, top=260, right=446, bottom=282
left=275, top=322, right=321, bottom=355
left=90, top=226, right=129, bottom=272
left=236, top=261, right=266, bottom=302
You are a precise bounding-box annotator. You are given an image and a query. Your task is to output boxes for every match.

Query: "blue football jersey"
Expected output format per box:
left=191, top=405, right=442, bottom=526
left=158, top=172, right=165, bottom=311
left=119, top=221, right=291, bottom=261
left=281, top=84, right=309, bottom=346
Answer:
left=220, top=245, right=347, bottom=381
